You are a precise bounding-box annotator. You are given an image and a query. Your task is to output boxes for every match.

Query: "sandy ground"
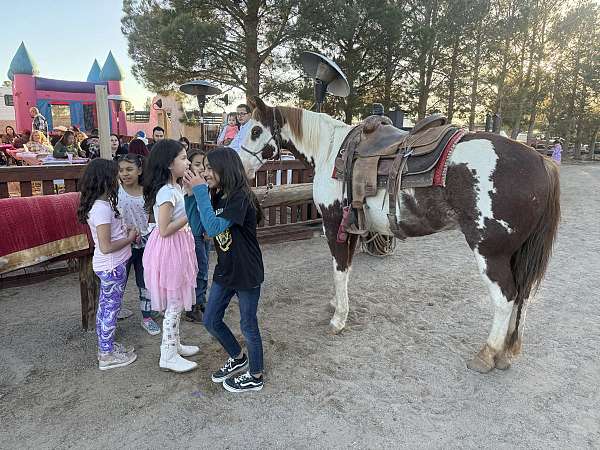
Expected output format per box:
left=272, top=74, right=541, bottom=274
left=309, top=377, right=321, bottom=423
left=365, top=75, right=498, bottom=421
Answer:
left=1, top=162, right=599, bottom=449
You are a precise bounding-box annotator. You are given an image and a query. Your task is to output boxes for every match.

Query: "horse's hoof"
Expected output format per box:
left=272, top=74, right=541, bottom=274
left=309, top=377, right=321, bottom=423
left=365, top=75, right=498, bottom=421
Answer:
left=494, top=353, right=512, bottom=370
left=466, top=345, right=495, bottom=373
left=329, top=318, right=345, bottom=334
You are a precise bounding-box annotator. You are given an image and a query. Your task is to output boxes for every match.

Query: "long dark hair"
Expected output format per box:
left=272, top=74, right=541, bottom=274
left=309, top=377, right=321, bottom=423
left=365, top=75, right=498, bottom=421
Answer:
left=118, top=153, right=144, bottom=186
left=77, top=158, right=119, bottom=223
left=179, top=136, right=190, bottom=149
left=143, top=139, right=184, bottom=214
left=5, top=126, right=15, bottom=136
left=206, top=146, right=263, bottom=224
left=128, top=138, right=149, bottom=157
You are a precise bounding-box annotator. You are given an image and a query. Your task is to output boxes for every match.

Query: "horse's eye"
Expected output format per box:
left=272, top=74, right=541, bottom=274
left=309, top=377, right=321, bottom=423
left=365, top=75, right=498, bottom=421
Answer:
left=251, top=126, right=262, bottom=139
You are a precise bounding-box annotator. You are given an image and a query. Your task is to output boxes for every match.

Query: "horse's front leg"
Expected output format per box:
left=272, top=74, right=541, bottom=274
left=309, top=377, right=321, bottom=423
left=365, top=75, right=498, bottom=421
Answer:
left=327, top=234, right=359, bottom=333
left=320, top=203, right=360, bottom=333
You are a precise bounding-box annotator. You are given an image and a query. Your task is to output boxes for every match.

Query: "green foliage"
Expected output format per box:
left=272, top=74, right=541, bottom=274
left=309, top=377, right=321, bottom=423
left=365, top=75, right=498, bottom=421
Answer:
left=122, top=0, right=600, bottom=148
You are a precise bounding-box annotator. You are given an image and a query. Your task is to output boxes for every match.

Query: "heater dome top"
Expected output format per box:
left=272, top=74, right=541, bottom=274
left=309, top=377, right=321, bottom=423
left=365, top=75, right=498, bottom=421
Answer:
left=300, top=51, right=350, bottom=98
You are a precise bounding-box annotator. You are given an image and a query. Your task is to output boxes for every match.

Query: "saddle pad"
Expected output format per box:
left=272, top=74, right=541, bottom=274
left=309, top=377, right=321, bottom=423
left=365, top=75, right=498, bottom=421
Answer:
left=0, top=192, right=91, bottom=274
left=376, top=128, right=467, bottom=189
left=377, top=127, right=459, bottom=176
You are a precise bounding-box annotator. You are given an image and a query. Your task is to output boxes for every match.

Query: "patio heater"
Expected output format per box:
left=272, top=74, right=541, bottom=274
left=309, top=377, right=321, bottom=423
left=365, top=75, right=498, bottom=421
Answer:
left=299, top=51, right=350, bottom=112
left=179, top=80, right=222, bottom=150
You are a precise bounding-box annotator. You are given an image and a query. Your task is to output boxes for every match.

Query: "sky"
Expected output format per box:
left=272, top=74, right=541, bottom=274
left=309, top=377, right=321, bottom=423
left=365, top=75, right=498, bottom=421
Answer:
left=0, top=0, right=153, bottom=110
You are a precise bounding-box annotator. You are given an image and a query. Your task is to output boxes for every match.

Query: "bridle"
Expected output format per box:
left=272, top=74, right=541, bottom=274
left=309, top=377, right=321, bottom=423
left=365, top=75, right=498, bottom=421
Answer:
left=240, top=108, right=284, bottom=206
left=240, top=108, right=283, bottom=165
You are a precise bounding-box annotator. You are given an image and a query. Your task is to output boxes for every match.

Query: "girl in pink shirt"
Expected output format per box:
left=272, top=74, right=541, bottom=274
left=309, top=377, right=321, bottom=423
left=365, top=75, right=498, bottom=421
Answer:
left=217, top=112, right=240, bottom=145
left=78, top=159, right=139, bottom=371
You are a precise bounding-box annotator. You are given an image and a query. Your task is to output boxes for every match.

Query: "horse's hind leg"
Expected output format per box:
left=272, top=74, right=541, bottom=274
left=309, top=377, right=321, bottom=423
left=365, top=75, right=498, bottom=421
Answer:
left=467, top=250, right=516, bottom=373
left=495, top=298, right=529, bottom=370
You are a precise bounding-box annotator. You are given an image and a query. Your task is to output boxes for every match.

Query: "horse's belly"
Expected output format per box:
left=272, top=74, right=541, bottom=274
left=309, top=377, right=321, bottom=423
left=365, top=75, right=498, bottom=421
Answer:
left=365, top=187, right=457, bottom=238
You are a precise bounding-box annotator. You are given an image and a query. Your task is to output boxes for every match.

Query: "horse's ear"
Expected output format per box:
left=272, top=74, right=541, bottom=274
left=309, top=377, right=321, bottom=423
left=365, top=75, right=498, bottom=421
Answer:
left=249, top=96, right=267, bottom=115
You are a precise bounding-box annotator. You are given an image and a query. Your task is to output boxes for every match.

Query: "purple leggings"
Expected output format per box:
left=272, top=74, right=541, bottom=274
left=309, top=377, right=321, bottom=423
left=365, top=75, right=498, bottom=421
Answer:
left=95, top=262, right=127, bottom=353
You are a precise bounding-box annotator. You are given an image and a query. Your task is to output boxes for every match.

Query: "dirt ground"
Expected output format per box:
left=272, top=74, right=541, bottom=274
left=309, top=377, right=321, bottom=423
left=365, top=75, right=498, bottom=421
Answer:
left=1, top=162, right=599, bottom=449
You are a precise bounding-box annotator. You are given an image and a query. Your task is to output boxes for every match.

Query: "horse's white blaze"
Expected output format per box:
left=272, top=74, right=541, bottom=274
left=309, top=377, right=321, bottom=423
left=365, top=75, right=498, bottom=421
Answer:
left=474, top=249, right=513, bottom=351
left=331, top=260, right=350, bottom=330
left=449, top=140, right=513, bottom=235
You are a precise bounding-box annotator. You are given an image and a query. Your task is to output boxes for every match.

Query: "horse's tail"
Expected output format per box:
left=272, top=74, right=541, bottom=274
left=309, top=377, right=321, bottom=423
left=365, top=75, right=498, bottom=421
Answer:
left=507, top=157, right=560, bottom=344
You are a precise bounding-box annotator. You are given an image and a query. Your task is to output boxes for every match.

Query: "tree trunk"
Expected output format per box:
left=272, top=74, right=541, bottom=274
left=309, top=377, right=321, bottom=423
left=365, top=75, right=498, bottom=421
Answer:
left=468, top=25, right=483, bottom=131
left=573, top=85, right=587, bottom=160
left=382, top=46, right=394, bottom=113
left=589, top=128, right=599, bottom=161
left=343, top=96, right=354, bottom=124
left=511, top=23, right=536, bottom=139
left=447, top=36, right=460, bottom=122
left=493, top=38, right=511, bottom=134
left=244, top=0, right=261, bottom=97
left=527, top=7, right=548, bottom=141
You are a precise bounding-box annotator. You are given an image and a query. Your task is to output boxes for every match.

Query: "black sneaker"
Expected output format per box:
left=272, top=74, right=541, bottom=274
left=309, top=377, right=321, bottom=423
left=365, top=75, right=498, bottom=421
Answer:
left=223, top=371, right=263, bottom=393
left=211, top=354, right=248, bottom=383
left=183, top=304, right=204, bottom=323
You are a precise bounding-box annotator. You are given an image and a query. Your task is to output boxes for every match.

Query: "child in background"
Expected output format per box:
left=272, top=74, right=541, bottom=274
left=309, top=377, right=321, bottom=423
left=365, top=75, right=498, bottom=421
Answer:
left=183, top=146, right=265, bottom=392
left=551, top=139, right=562, bottom=165
left=142, top=140, right=199, bottom=373
left=77, top=158, right=138, bottom=370
left=217, top=112, right=239, bottom=146
left=183, top=149, right=211, bottom=323
left=117, top=153, right=161, bottom=336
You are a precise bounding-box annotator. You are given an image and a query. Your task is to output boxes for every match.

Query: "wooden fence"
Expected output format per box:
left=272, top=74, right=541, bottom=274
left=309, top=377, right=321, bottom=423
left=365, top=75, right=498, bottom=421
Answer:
left=0, top=160, right=320, bottom=242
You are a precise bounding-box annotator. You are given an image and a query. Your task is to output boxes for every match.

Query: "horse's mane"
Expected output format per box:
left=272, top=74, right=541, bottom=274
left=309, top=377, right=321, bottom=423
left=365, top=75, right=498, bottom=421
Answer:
left=253, top=104, right=348, bottom=153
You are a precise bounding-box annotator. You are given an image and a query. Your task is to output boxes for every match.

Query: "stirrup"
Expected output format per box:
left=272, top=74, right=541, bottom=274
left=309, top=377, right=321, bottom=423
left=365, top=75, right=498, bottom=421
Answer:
left=345, top=223, right=370, bottom=236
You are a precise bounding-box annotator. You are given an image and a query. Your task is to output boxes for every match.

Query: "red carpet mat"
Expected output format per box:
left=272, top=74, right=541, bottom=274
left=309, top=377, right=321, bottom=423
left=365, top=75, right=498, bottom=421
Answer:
left=0, top=193, right=91, bottom=274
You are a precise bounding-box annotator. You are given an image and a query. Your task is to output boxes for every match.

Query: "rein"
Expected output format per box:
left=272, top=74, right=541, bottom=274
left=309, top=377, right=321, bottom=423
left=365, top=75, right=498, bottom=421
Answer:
left=240, top=108, right=285, bottom=206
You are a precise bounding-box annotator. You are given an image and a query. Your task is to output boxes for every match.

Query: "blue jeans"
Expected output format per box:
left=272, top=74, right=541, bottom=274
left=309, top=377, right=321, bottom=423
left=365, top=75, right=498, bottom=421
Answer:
left=203, top=282, right=263, bottom=374
left=194, top=234, right=210, bottom=307
left=126, top=246, right=154, bottom=319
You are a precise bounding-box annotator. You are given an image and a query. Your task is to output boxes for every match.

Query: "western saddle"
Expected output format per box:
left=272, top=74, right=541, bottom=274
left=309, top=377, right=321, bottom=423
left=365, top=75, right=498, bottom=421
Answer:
left=334, top=113, right=464, bottom=239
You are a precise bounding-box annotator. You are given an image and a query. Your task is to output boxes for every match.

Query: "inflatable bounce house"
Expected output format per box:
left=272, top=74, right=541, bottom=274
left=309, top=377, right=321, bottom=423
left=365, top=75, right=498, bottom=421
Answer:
left=8, top=42, right=128, bottom=135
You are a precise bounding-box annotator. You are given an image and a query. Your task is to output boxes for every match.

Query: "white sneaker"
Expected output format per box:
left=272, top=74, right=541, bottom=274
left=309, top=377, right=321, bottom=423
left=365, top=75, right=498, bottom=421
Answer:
left=97, top=342, right=134, bottom=360
left=98, top=351, right=137, bottom=371
left=178, top=342, right=200, bottom=357
left=159, top=344, right=197, bottom=373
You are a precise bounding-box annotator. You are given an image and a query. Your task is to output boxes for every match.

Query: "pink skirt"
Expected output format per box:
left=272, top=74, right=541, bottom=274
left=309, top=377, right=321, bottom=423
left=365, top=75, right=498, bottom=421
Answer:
left=143, top=227, right=198, bottom=312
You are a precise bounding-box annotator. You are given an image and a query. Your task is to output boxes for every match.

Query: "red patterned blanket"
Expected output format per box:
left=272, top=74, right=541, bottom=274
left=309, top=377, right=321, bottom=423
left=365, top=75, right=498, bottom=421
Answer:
left=0, top=193, right=91, bottom=274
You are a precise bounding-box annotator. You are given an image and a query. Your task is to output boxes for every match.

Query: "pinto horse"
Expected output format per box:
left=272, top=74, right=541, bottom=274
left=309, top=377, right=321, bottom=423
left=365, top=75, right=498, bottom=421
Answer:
left=239, top=97, right=560, bottom=373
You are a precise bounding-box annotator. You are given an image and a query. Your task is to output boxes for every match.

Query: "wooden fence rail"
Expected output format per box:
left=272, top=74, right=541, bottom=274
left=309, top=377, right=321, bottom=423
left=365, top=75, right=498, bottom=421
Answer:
left=0, top=159, right=321, bottom=239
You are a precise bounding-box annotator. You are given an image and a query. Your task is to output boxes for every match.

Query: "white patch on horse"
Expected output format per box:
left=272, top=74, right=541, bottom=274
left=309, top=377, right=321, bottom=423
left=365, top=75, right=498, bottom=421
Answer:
left=449, top=139, right=513, bottom=234
left=363, top=188, right=415, bottom=236
left=473, top=248, right=513, bottom=351
left=331, top=260, right=350, bottom=331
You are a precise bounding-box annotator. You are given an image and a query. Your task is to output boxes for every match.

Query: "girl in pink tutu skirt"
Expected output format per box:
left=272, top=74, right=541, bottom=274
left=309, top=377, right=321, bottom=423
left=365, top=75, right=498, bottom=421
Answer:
left=142, top=139, right=199, bottom=373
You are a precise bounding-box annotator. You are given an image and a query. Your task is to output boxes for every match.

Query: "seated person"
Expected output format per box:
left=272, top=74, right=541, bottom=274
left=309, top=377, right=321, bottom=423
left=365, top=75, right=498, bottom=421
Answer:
left=12, top=130, right=31, bottom=149
left=217, top=112, right=239, bottom=145
left=2, top=126, right=18, bottom=144
left=50, top=126, right=68, bottom=146
left=111, top=134, right=128, bottom=159
left=53, top=131, right=85, bottom=158
left=26, top=130, right=53, bottom=153
left=80, top=128, right=100, bottom=159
